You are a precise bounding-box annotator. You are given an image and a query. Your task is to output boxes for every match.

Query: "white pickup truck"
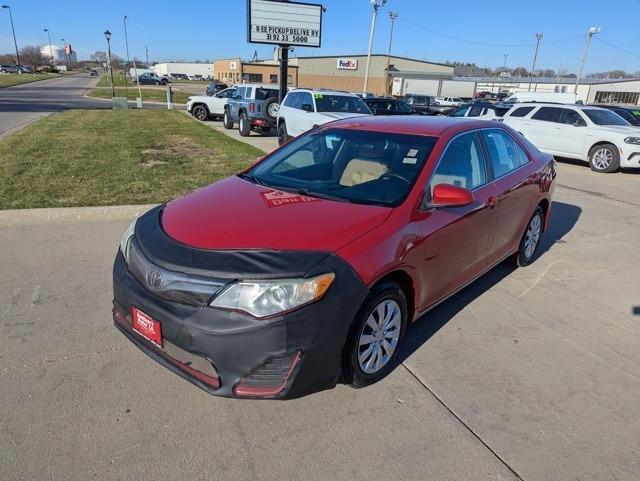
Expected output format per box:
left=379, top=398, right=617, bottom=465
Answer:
left=187, top=87, right=237, bottom=121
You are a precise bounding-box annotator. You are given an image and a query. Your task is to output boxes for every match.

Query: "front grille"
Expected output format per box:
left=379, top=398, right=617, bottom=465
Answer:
left=127, top=239, right=226, bottom=306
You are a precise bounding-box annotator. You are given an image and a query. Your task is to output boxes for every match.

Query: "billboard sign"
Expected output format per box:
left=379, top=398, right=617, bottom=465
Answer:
left=337, top=58, right=358, bottom=70
left=248, top=0, right=323, bottom=47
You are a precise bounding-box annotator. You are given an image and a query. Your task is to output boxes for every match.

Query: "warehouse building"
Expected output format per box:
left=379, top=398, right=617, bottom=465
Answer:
left=472, top=78, right=640, bottom=105
left=154, top=62, right=213, bottom=79
left=288, top=54, right=454, bottom=96
left=212, top=58, right=298, bottom=86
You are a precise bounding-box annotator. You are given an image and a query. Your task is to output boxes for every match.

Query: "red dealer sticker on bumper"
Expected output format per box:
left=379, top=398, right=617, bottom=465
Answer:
left=131, top=307, right=163, bottom=348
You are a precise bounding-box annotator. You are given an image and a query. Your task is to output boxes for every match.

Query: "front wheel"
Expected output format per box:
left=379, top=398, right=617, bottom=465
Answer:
left=512, top=206, right=544, bottom=267
left=238, top=112, right=251, bottom=137
left=589, top=144, right=620, bottom=173
left=277, top=122, right=289, bottom=145
left=223, top=110, right=234, bottom=129
left=344, top=282, right=408, bottom=388
left=192, top=105, right=209, bottom=121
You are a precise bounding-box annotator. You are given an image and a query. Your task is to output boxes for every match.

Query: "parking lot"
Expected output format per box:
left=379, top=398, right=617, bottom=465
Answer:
left=1, top=159, right=638, bottom=481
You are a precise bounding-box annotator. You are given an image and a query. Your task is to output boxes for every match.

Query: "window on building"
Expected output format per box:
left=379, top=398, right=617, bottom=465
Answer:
left=243, top=73, right=263, bottom=83
left=270, top=74, right=278, bottom=84
left=287, top=75, right=293, bottom=85
left=594, top=91, right=640, bottom=105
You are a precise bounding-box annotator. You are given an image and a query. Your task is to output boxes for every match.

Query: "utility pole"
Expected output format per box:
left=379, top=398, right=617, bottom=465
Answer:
left=528, top=33, right=543, bottom=91
left=363, top=0, right=387, bottom=95
left=44, top=28, right=53, bottom=68
left=502, top=53, right=509, bottom=72
left=60, top=38, right=70, bottom=70
left=2, top=5, right=20, bottom=68
left=385, top=11, right=398, bottom=96
left=575, top=26, right=601, bottom=95
left=145, top=45, right=149, bottom=65
left=123, top=16, right=130, bottom=101
left=104, top=30, right=115, bottom=100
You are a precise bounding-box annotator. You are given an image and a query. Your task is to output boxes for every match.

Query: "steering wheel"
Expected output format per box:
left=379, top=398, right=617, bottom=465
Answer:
left=380, top=173, right=411, bottom=185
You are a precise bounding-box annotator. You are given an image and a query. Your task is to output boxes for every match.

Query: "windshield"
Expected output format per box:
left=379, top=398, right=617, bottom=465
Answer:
left=583, top=109, right=630, bottom=126
left=314, top=94, right=371, bottom=114
left=244, top=129, right=437, bottom=207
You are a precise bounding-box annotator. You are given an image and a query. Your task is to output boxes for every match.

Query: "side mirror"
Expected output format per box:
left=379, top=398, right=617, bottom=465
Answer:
left=301, top=104, right=314, bottom=113
left=427, top=184, right=473, bottom=208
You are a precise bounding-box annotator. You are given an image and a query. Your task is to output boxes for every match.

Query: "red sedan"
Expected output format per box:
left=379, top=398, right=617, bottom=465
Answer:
left=112, top=116, right=555, bottom=399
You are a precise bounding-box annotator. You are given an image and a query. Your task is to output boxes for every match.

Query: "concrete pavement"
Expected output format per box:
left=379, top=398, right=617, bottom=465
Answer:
left=0, top=73, right=105, bottom=137
left=1, top=162, right=639, bottom=480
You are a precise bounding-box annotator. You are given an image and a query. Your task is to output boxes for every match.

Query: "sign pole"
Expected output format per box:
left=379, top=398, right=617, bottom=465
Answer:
left=279, top=45, right=288, bottom=103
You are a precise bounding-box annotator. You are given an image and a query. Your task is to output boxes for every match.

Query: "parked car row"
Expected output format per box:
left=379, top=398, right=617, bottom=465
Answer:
left=0, top=64, right=34, bottom=74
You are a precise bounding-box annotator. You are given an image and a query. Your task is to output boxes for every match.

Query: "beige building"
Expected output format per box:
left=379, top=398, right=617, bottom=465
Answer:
left=289, top=54, right=454, bottom=96
left=212, top=58, right=298, bottom=86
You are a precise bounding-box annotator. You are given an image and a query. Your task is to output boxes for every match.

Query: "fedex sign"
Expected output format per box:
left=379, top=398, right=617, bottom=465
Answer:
left=337, top=58, right=358, bottom=70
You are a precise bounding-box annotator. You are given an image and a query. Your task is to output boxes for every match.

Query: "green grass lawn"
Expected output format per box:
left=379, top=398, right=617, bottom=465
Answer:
left=0, top=110, right=263, bottom=209
left=88, top=86, right=192, bottom=104
left=0, top=73, right=61, bottom=87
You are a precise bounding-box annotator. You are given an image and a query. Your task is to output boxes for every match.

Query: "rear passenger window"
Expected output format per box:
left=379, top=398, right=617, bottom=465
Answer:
left=481, top=129, right=529, bottom=178
left=430, top=132, right=487, bottom=191
left=510, top=106, right=534, bottom=117
left=531, top=107, right=560, bottom=122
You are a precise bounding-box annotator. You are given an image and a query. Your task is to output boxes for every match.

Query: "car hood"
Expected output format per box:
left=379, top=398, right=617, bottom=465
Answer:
left=187, top=95, right=210, bottom=102
left=592, top=125, right=640, bottom=135
left=161, top=176, right=392, bottom=252
left=317, top=112, right=371, bottom=121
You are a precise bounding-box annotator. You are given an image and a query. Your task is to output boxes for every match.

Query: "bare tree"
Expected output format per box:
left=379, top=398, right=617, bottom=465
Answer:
left=90, top=51, right=107, bottom=66
left=542, top=69, right=556, bottom=78
left=511, top=67, right=529, bottom=78
left=19, top=45, right=46, bottom=70
left=0, top=53, right=16, bottom=64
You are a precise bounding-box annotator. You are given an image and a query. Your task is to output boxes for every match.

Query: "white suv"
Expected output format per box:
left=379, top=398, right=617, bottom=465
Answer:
left=277, top=89, right=371, bottom=145
left=503, top=103, right=640, bottom=172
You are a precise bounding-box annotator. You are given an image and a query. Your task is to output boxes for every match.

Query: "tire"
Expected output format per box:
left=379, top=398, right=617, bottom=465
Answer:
left=589, top=143, right=619, bottom=173
left=264, top=98, right=280, bottom=122
left=512, top=206, right=544, bottom=267
left=238, top=112, right=251, bottom=137
left=343, top=282, right=408, bottom=388
left=191, top=104, right=209, bottom=121
left=223, top=109, right=234, bottom=129
left=277, top=122, right=290, bottom=145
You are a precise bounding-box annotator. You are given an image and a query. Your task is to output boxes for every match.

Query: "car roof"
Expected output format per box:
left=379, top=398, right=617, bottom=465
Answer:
left=237, top=84, right=279, bottom=89
left=289, top=88, right=359, bottom=97
left=321, top=115, right=499, bottom=137
left=508, top=102, right=611, bottom=111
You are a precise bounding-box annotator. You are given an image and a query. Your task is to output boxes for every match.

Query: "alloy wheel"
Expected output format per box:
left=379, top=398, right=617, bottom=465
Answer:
left=357, top=300, right=401, bottom=374
left=592, top=148, right=613, bottom=170
left=524, top=213, right=542, bottom=259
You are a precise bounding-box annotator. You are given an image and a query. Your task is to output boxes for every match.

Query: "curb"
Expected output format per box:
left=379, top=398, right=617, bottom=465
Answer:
left=0, top=204, right=157, bottom=226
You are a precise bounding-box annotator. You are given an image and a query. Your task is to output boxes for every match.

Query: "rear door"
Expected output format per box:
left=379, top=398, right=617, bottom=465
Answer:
left=525, top=107, right=561, bottom=151
left=414, top=131, right=498, bottom=309
left=479, top=128, right=539, bottom=264
left=554, top=108, right=588, bottom=156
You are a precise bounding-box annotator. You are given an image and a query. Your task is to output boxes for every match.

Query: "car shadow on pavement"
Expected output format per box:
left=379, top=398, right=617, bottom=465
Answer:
left=395, top=200, right=582, bottom=367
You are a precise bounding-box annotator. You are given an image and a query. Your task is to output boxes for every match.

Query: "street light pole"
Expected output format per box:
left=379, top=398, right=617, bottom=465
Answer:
left=44, top=28, right=53, bottom=68
left=2, top=5, right=20, bottom=68
left=60, top=38, right=70, bottom=70
left=145, top=45, right=149, bottom=65
left=123, top=16, right=130, bottom=101
left=528, top=32, right=543, bottom=91
left=104, top=30, right=115, bottom=99
left=385, top=11, right=398, bottom=96
left=363, top=0, right=387, bottom=95
left=502, top=53, right=509, bottom=71
left=575, top=26, right=601, bottom=95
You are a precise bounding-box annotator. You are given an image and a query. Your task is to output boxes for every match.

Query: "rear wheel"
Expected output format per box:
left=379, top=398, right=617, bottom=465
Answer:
left=512, top=206, right=544, bottom=267
left=589, top=143, right=619, bottom=173
left=238, top=112, right=251, bottom=137
left=192, top=105, right=209, bottom=121
left=344, top=282, right=407, bottom=388
left=223, top=109, right=234, bottom=129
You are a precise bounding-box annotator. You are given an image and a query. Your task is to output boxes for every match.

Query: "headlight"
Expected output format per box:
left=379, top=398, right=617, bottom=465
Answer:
left=210, top=273, right=335, bottom=318
left=119, top=218, right=137, bottom=263
left=624, top=137, right=640, bottom=145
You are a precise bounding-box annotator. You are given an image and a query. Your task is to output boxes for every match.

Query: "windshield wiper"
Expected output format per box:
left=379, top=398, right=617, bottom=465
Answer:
left=291, top=186, right=351, bottom=203
left=239, top=173, right=267, bottom=186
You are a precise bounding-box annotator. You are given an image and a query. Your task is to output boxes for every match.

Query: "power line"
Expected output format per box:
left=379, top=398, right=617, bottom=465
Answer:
left=384, top=8, right=582, bottom=48
left=594, top=36, right=640, bottom=60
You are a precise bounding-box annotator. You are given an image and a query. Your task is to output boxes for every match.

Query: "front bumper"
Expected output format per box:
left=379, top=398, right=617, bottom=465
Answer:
left=112, top=209, right=368, bottom=399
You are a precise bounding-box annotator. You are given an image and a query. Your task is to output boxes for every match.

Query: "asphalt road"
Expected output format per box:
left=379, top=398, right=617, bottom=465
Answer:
left=1, top=162, right=639, bottom=481
left=0, top=73, right=106, bottom=137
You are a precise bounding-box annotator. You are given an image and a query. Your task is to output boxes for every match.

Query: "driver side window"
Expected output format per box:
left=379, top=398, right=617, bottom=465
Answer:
left=430, top=132, right=487, bottom=191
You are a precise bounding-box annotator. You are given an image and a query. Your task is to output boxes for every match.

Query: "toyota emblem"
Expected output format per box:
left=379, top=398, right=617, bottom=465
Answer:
left=146, top=268, right=164, bottom=290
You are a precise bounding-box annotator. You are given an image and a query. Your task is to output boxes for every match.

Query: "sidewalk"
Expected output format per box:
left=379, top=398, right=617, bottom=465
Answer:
left=182, top=111, right=279, bottom=153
